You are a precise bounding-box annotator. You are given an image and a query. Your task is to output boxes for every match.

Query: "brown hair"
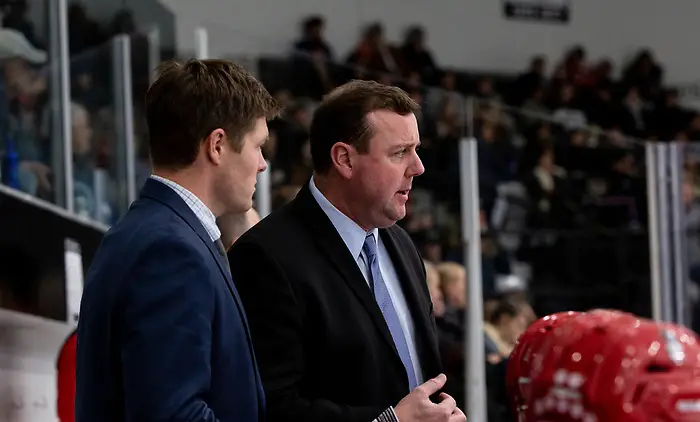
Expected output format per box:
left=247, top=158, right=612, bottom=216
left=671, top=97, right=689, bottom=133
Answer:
left=145, top=59, right=281, bottom=169
left=309, top=80, right=419, bottom=173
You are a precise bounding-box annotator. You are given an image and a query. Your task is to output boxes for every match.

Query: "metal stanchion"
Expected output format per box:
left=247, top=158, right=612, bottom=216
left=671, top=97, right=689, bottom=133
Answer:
left=656, top=145, right=673, bottom=322
left=112, top=35, right=137, bottom=212
left=49, top=0, right=73, bottom=211
left=645, top=142, right=662, bottom=322
left=195, top=27, right=209, bottom=60
left=459, top=137, right=486, bottom=422
left=669, top=143, right=689, bottom=325
left=647, top=141, right=690, bottom=325
left=255, top=160, right=271, bottom=218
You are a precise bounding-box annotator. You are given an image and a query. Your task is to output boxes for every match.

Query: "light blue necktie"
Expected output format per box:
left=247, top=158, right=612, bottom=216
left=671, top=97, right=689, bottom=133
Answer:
left=363, top=233, right=418, bottom=390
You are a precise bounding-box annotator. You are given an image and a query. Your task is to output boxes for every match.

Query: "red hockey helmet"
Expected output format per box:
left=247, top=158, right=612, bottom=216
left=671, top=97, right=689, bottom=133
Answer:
left=506, top=311, right=581, bottom=418
left=525, top=318, right=700, bottom=422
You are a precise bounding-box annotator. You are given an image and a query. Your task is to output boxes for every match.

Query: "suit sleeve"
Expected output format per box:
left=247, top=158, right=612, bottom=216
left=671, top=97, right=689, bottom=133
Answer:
left=118, top=238, right=219, bottom=422
left=229, top=241, right=389, bottom=422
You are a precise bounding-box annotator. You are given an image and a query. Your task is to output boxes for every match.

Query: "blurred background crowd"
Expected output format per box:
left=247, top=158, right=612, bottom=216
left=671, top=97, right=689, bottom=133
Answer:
left=2, top=0, right=700, bottom=421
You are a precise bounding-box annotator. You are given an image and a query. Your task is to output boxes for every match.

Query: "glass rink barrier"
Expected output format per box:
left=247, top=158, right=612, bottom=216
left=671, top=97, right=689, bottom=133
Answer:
left=0, top=0, right=72, bottom=213
left=648, top=140, right=700, bottom=329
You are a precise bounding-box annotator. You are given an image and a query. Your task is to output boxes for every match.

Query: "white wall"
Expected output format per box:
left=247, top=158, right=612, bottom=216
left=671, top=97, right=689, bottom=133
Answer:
left=159, top=0, right=700, bottom=85
left=0, top=309, right=73, bottom=422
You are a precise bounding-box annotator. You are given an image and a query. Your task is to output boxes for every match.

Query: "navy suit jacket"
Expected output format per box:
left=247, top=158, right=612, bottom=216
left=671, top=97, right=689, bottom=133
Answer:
left=76, top=178, right=265, bottom=422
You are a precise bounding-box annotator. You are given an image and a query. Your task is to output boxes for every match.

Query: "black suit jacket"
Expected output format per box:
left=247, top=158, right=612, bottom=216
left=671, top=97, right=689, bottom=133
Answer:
left=228, top=183, right=442, bottom=422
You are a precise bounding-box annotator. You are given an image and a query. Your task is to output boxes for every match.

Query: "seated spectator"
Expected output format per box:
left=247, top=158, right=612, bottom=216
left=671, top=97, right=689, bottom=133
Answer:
left=650, top=88, right=688, bottom=139
left=622, top=49, right=663, bottom=101
left=551, top=84, right=588, bottom=130
left=398, top=25, right=437, bottom=84
left=292, top=15, right=334, bottom=99
left=559, top=45, right=588, bottom=86
left=519, top=86, right=549, bottom=130
left=71, top=102, right=103, bottom=220
left=475, top=76, right=499, bottom=101
left=513, top=55, right=547, bottom=105
left=346, top=22, right=399, bottom=77
left=616, top=86, right=651, bottom=137
left=430, top=260, right=465, bottom=410
left=525, top=147, right=571, bottom=229
left=483, top=296, right=529, bottom=360
left=426, top=70, right=467, bottom=125
left=437, top=261, right=467, bottom=310
left=0, top=29, right=49, bottom=195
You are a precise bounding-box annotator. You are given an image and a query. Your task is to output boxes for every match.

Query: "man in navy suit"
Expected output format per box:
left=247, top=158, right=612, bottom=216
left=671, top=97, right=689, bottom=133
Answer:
left=75, top=59, right=281, bottom=422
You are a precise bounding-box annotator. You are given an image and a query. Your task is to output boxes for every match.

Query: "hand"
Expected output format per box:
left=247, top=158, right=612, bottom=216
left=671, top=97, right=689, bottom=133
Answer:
left=394, top=374, right=467, bottom=422
left=20, top=161, right=52, bottom=191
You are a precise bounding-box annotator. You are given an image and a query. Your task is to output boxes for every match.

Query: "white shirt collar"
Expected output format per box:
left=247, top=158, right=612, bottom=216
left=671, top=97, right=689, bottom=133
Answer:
left=308, top=176, right=378, bottom=260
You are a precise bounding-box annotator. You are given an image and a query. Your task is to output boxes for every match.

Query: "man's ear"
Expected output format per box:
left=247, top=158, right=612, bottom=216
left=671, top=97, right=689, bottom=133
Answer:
left=330, top=142, right=354, bottom=179
left=205, top=128, right=227, bottom=165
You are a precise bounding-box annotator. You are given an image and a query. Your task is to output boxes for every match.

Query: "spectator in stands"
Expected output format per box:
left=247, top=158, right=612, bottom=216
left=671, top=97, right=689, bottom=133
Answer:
left=475, top=77, right=498, bottom=101
left=584, top=86, right=616, bottom=128
left=551, top=84, right=588, bottom=130
left=217, top=208, right=261, bottom=250
left=2, top=0, right=38, bottom=49
left=228, top=80, right=465, bottom=422
left=269, top=99, right=311, bottom=184
left=398, top=26, right=437, bottom=85
left=560, top=45, right=587, bottom=86
left=426, top=70, right=467, bottom=127
left=430, top=261, right=465, bottom=412
left=483, top=297, right=528, bottom=359
left=616, top=86, right=650, bottom=137
left=67, top=3, right=105, bottom=55
left=687, top=113, right=700, bottom=141
left=622, top=49, right=663, bottom=101
left=70, top=101, right=104, bottom=220
left=513, top=55, right=547, bottom=105
left=438, top=262, right=467, bottom=311
left=346, top=22, right=399, bottom=78
left=76, top=59, right=281, bottom=422
left=292, top=15, right=334, bottom=99
left=651, top=88, right=688, bottom=139
left=525, top=147, right=570, bottom=229
left=519, top=86, right=549, bottom=130
left=477, top=121, right=512, bottom=214
left=0, top=28, right=50, bottom=196
left=433, top=97, right=461, bottom=139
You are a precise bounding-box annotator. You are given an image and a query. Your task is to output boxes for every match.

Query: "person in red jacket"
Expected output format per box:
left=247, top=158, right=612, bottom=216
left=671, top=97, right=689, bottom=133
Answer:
left=56, top=329, right=77, bottom=422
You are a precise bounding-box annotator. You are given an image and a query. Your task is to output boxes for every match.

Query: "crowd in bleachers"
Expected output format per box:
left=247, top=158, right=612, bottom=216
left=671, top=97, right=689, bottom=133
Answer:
left=0, top=0, right=150, bottom=224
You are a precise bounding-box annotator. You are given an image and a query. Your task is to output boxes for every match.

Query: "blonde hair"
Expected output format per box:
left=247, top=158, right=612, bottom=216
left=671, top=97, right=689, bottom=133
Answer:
left=424, top=260, right=439, bottom=289
left=436, top=262, right=466, bottom=286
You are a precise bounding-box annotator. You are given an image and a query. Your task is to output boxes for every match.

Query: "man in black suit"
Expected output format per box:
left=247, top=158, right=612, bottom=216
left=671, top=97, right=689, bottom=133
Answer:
left=228, top=80, right=466, bottom=422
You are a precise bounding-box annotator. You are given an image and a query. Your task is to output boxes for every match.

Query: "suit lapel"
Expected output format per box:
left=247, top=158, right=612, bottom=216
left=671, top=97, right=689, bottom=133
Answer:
left=380, top=226, right=442, bottom=378
left=290, top=184, right=401, bottom=360
left=140, top=179, right=236, bottom=292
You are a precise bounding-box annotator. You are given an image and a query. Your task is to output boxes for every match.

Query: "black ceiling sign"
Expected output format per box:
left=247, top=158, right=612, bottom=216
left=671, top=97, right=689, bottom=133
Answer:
left=503, top=0, right=571, bottom=24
